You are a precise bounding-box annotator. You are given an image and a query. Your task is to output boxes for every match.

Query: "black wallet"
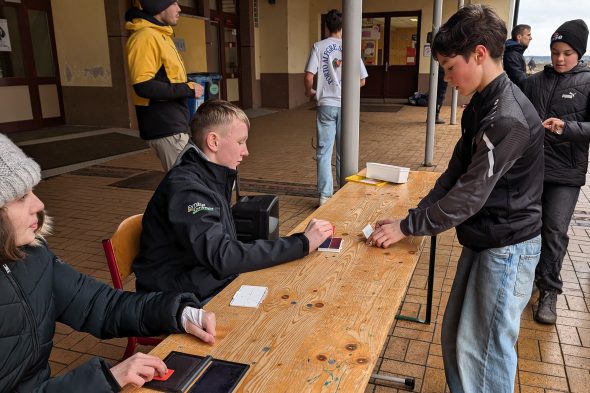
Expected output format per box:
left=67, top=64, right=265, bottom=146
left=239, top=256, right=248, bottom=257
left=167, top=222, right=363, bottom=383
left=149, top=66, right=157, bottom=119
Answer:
left=143, top=351, right=212, bottom=393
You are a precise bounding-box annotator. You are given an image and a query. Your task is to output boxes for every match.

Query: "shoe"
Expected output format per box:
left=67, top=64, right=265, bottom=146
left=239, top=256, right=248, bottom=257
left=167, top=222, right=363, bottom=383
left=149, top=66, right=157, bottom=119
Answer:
left=534, top=290, right=558, bottom=324
left=435, top=117, right=445, bottom=124
left=319, top=196, right=330, bottom=206
left=531, top=282, right=540, bottom=299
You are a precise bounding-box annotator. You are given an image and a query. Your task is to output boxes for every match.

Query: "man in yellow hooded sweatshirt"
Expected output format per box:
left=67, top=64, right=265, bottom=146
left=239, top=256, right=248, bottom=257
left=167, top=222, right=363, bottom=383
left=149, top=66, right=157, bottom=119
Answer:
left=126, top=0, right=204, bottom=171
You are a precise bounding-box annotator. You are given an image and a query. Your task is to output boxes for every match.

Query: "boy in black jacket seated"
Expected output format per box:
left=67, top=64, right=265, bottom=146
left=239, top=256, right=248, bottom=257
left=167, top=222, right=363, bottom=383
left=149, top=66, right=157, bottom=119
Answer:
left=367, top=5, right=544, bottom=393
left=134, top=100, right=333, bottom=302
left=523, top=19, right=590, bottom=325
left=0, top=134, right=216, bottom=392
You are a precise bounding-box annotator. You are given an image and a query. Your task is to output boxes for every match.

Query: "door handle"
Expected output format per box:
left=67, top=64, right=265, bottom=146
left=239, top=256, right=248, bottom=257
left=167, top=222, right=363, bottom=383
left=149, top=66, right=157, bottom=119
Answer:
left=385, top=62, right=389, bottom=72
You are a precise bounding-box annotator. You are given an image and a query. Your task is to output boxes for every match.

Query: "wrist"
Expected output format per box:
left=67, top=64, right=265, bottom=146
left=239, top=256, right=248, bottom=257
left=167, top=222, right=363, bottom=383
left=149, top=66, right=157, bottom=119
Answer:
left=181, top=307, right=204, bottom=332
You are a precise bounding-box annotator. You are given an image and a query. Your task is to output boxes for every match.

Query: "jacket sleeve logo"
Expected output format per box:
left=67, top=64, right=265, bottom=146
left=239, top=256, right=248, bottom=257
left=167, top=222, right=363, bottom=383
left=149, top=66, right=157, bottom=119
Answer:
left=188, top=202, right=215, bottom=214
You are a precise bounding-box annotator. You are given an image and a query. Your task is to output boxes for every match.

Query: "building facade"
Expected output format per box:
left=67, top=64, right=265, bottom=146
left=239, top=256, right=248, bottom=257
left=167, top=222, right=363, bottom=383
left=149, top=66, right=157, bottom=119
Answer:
left=0, top=0, right=512, bottom=133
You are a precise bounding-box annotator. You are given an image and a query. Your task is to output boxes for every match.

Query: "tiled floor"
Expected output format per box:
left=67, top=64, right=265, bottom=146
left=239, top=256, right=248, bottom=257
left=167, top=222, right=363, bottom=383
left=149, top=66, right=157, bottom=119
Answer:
left=23, top=103, right=590, bottom=391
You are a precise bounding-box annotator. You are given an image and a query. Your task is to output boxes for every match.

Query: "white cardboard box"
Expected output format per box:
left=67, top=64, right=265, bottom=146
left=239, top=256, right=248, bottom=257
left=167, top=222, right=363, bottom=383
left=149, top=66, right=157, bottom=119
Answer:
left=366, top=162, right=410, bottom=184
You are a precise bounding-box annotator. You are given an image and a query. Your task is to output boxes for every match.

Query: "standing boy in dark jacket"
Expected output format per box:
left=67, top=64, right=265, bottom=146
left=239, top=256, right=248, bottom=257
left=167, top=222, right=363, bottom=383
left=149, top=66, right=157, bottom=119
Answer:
left=0, top=134, right=216, bottom=392
left=134, top=101, right=333, bottom=302
left=504, top=24, right=532, bottom=89
left=368, top=5, right=544, bottom=392
left=126, top=0, right=204, bottom=171
left=523, top=19, right=590, bottom=325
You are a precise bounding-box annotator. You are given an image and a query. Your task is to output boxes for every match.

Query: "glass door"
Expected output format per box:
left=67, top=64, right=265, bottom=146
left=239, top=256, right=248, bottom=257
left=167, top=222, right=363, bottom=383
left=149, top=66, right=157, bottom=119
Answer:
left=0, top=0, right=63, bottom=132
left=360, top=12, right=420, bottom=100
left=360, top=16, right=386, bottom=98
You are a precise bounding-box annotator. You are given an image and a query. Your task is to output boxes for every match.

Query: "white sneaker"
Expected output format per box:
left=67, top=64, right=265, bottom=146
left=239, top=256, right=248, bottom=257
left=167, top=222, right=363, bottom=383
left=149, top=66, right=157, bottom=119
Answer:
left=319, top=196, right=330, bottom=206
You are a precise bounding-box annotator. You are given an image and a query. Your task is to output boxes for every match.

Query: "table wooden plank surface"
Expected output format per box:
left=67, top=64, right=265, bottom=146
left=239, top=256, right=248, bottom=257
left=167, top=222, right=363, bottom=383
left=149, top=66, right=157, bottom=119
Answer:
left=124, top=171, right=439, bottom=393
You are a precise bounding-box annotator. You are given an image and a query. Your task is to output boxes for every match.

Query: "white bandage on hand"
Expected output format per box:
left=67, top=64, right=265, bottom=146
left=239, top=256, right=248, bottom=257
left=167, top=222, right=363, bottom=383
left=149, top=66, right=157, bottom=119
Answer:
left=181, top=307, right=204, bottom=332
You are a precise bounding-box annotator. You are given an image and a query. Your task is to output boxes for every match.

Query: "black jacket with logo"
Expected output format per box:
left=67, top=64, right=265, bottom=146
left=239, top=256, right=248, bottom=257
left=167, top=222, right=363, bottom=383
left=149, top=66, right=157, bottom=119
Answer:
left=400, top=73, right=544, bottom=250
left=134, top=144, right=309, bottom=301
left=523, top=62, right=590, bottom=186
left=503, top=39, right=527, bottom=89
left=0, top=243, right=199, bottom=393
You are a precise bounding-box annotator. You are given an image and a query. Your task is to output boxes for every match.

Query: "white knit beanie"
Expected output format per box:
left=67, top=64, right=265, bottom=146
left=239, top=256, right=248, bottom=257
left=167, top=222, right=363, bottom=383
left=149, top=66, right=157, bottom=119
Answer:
left=0, top=134, right=41, bottom=207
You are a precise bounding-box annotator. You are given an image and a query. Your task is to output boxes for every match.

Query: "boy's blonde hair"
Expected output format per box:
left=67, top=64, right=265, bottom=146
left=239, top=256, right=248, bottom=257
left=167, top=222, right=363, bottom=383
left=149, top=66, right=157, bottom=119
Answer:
left=190, top=100, right=250, bottom=149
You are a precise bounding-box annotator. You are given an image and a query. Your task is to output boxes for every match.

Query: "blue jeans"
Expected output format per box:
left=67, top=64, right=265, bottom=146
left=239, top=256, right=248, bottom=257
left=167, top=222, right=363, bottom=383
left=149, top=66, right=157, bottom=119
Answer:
left=442, top=235, right=541, bottom=393
left=316, top=105, right=341, bottom=198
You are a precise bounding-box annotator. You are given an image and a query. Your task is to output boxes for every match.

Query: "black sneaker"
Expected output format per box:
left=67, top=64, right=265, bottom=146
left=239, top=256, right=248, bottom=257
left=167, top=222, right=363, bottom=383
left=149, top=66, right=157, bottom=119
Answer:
left=534, top=290, right=558, bottom=324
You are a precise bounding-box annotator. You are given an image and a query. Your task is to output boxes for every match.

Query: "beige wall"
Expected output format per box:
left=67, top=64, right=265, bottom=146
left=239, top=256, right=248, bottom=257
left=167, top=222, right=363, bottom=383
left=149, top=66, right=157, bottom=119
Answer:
left=287, top=1, right=311, bottom=74
left=51, top=0, right=112, bottom=87
left=175, top=15, right=208, bottom=73
left=258, top=0, right=288, bottom=73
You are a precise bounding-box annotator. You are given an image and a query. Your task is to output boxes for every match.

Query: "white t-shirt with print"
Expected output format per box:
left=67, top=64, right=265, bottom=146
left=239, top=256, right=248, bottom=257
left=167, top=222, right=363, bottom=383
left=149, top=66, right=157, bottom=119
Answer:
left=305, top=37, right=368, bottom=107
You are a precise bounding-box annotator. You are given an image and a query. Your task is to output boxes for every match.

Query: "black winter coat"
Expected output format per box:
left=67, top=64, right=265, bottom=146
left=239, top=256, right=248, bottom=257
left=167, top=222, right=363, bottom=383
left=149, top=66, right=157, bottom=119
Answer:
left=0, top=243, right=199, bottom=393
left=134, top=144, right=309, bottom=301
left=503, top=39, right=527, bottom=89
left=401, top=73, right=544, bottom=250
left=523, top=62, right=590, bottom=186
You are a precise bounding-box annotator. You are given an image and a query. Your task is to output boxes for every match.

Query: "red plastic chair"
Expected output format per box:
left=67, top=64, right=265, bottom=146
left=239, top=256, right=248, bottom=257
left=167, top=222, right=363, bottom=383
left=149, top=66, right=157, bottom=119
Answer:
left=102, top=214, right=162, bottom=359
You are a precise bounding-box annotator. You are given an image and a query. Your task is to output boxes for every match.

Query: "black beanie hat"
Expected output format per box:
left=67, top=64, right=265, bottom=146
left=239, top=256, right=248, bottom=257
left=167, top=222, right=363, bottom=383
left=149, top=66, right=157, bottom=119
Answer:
left=140, top=0, right=176, bottom=16
left=551, top=19, right=589, bottom=58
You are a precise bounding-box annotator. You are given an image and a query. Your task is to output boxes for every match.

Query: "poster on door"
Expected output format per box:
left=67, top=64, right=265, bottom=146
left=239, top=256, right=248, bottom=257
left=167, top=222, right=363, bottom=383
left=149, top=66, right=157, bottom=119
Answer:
left=0, top=19, right=11, bottom=52
left=362, top=39, right=377, bottom=65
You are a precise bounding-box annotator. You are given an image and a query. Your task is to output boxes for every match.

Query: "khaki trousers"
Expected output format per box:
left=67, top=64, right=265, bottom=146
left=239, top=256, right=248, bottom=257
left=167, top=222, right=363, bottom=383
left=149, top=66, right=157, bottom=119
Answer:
left=147, top=133, right=190, bottom=171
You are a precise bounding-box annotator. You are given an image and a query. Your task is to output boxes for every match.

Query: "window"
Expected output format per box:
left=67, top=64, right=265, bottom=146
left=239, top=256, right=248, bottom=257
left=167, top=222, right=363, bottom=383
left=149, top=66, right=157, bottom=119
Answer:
left=0, top=6, right=25, bottom=78
left=28, top=9, right=54, bottom=77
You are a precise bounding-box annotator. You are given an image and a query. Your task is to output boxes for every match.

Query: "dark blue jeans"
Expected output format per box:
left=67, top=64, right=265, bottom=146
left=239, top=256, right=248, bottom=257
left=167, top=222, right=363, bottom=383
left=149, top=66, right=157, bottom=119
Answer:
left=536, top=183, right=580, bottom=293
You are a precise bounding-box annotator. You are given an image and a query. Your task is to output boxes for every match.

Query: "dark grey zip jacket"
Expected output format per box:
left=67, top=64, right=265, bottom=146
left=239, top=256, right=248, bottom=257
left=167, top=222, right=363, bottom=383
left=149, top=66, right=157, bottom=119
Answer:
left=134, top=144, right=309, bottom=301
left=400, top=73, right=544, bottom=250
left=523, top=62, right=590, bottom=186
left=0, top=243, right=199, bottom=393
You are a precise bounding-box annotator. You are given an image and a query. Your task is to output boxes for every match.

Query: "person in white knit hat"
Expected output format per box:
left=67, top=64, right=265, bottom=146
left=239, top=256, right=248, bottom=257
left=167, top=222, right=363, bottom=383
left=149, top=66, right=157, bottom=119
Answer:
left=0, top=134, right=216, bottom=392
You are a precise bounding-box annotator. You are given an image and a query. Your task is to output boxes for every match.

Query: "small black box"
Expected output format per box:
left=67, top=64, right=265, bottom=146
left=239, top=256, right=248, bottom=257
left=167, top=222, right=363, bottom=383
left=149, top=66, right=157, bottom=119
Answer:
left=232, top=195, right=279, bottom=243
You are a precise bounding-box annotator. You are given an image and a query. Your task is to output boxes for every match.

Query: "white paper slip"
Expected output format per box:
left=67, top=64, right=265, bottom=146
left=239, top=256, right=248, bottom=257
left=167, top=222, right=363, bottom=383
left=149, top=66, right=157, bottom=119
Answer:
left=362, top=224, right=374, bottom=239
left=230, top=285, right=268, bottom=308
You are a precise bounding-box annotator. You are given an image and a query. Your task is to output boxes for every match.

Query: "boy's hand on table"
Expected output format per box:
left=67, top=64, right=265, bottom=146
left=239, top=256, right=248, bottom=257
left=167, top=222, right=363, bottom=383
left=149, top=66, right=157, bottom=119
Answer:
left=367, top=219, right=406, bottom=248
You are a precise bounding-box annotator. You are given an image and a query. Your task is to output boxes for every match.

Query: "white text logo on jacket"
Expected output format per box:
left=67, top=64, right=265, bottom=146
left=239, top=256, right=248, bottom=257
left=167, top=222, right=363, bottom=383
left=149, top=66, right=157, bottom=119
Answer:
left=188, top=202, right=214, bottom=214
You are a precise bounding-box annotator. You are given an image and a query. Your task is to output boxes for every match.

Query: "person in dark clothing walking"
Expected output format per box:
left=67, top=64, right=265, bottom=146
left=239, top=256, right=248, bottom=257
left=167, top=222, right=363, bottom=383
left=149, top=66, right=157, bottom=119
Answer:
left=504, top=24, right=532, bottom=89
left=368, top=5, right=544, bottom=392
left=134, top=101, right=334, bottom=303
left=0, top=134, right=216, bottom=392
left=523, top=19, right=590, bottom=325
left=435, top=65, right=448, bottom=124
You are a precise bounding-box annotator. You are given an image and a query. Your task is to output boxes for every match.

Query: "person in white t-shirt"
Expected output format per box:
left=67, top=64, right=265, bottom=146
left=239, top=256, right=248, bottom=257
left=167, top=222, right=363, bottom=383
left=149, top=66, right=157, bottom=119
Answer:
left=304, top=9, right=368, bottom=206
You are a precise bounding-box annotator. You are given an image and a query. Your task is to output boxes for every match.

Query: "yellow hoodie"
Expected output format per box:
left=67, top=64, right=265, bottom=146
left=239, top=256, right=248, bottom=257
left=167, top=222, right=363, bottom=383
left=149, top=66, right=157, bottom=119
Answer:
left=126, top=18, right=194, bottom=106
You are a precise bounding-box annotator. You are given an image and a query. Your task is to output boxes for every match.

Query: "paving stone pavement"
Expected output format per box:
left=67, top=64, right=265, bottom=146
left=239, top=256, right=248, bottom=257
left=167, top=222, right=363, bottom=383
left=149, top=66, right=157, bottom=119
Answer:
left=26, top=104, right=590, bottom=391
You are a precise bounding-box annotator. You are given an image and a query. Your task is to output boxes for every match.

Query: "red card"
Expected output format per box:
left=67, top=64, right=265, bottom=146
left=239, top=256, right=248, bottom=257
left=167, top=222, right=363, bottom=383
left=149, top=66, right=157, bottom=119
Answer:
left=152, top=369, right=174, bottom=381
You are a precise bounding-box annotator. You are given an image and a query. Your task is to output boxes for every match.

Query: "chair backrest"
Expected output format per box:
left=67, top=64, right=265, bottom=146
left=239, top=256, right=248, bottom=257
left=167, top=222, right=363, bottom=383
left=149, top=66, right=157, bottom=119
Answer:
left=102, top=214, right=143, bottom=289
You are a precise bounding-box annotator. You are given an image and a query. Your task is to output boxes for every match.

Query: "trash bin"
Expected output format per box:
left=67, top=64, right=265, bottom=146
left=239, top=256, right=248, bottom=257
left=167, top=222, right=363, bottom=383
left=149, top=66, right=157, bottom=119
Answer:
left=187, top=73, right=223, bottom=121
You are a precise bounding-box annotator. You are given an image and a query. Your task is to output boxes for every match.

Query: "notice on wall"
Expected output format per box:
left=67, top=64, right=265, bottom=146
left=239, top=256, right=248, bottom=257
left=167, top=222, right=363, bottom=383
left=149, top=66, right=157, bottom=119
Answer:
left=0, top=19, right=11, bottom=52
left=423, top=43, right=431, bottom=57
